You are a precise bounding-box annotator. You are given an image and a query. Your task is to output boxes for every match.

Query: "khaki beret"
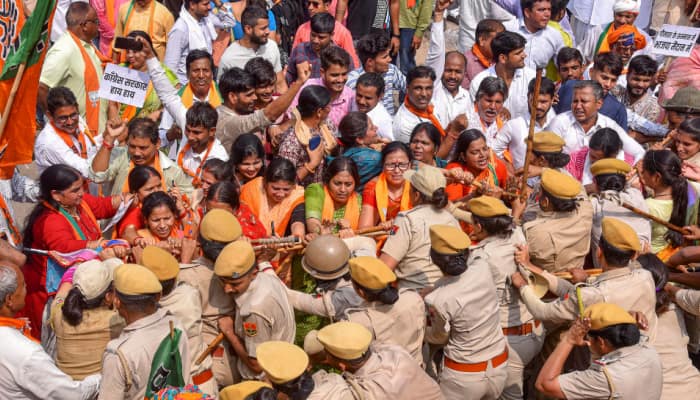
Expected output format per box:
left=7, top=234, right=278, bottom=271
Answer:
left=403, top=165, right=446, bottom=198
left=219, top=381, right=272, bottom=400
left=257, top=341, right=309, bottom=384
left=541, top=168, right=580, bottom=199
left=214, top=241, right=256, bottom=279
left=532, top=131, right=565, bottom=153
left=584, top=303, right=636, bottom=330
left=141, top=246, right=179, bottom=281
left=317, top=321, right=372, bottom=360
left=468, top=196, right=510, bottom=218
left=601, top=217, right=640, bottom=252
left=590, top=158, right=631, bottom=176
left=200, top=209, right=242, bottom=242
left=348, top=257, right=396, bottom=290
left=113, top=263, right=162, bottom=295
left=430, top=225, right=471, bottom=254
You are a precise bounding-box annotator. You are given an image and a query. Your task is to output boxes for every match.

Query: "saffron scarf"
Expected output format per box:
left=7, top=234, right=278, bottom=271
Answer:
left=0, top=317, right=39, bottom=343
left=374, top=172, right=412, bottom=222
left=120, top=81, right=154, bottom=121
left=49, top=121, right=95, bottom=160
left=178, top=81, right=223, bottom=108
left=121, top=151, right=167, bottom=193
left=403, top=98, right=445, bottom=137
left=41, top=201, right=99, bottom=241
left=0, top=194, right=21, bottom=245
left=322, top=186, right=360, bottom=230
left=472, top=44, right=491, bottom=68
left=177, top=140, right=214, bottom=187
left=68, top=32, right=111, bottom=134
left=240, top=177, right=305, bottom=236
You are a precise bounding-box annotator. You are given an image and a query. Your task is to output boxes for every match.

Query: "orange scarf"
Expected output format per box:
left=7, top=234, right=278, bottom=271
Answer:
left=403, top=99, right=445, bottom=137
left=177, top=140, right=214, bottom=187
left=178, top=81, right=223, bottom=108
left=41, top=200, right=100, bottom=241
left=137, top=227, right=182, bottom=242
left=0, top=317, right=39, bottom=343
left=472, top=44, right=491, bottom=68
left=68, top=32, right=110, bottom=134
left=0, top=194, right=21, bottom=245
left=105, top=0, right=117, bottom=28
left=240, top=177, right=305, bottom=236
left=120, top=81, right=153, bottom=121
left=49, top=121, right=95, bottom=160
left=475, top=103, right=504, bottom=133
left=121, top=152, right=167, bottom=193
left=322, top=186, right=360, bottom=230
left=118, top=0, right=156, bottom=63
left=375, top=172, right=412, bottom=222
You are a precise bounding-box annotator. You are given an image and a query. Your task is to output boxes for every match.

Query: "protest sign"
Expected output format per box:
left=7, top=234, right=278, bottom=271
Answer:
left=652, top=24, right=700, bottom=58
left=98, top=63, right=149, bottom=107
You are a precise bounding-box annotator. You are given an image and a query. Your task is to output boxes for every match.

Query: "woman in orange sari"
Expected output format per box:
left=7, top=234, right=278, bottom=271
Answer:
left=134, top=191, right=195, bottom=262
left=240, top=158, right=306, bottom=238
left=359, top=142, right=414, bottom=229
left=445, top=129, right=508, bottom=201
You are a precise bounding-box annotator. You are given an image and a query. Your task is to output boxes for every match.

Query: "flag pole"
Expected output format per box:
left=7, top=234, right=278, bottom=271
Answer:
left=0, top=63, right=27, bottom=142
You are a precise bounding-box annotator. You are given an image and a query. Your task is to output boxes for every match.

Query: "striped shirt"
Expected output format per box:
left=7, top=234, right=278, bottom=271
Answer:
left=347, top=64, right=406, bottom=116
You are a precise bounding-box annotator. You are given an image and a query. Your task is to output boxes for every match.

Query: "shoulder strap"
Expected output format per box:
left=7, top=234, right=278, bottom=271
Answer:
left=600, top=365, right=616, bottom=400
left=115, top=348, right=134, bottom=393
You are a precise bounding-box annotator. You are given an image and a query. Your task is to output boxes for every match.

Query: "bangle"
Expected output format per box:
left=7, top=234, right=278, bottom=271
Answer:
left=392, top=33, right=400, bottom=38
left=303, top=163, right=315, bottom=174
left=102, top=141, right=114, bottom=151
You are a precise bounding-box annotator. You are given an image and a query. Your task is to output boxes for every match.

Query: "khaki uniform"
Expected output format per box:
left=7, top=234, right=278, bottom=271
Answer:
left=344, top=344, right=444, bottom=400
left=179, top=258, right=237, bottom=386
left=590, top=189, right=651, bottom=268
left=233, top=273, right=296, bottom=380
left=519, top=264, right=658, bottom=343
left=343, top=289, right=426, bottom=362
left=654, top=305, right=700, bottom=399
left=558, top=343, right=663, bottom=400
left=51, top=303, right=125, bottom=379
left=523, top=199, right=593, bottom=272
left=425, top=255, right=508, bottom=400
left=159, top=281, right=217, bottom=397
left=308, top=370, right=358, bottom=400
left=99, top=309, right=191, bottom=400
left=468, top=227, right=544, bottom=400
left=286, top=278, right=364, bottom=322
left=382, top=205, right=460, bottom=290
left=675, top=288, right=700, bottom=316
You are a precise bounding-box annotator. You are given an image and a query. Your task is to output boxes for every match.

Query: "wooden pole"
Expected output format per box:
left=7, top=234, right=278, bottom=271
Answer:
left=0, top=63, right=27, bottom=143
left=195, top=333, right=225, bottom=365
left=621, top=202, right=689, bottom=233
left=520, top=68, right=543, bottom=200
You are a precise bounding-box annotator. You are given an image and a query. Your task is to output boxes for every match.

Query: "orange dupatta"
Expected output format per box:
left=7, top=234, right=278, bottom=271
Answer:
left=68, top=32, right=111, bottom=134
left=178, top=81, right=223, bottom=108
left=472, top=44, right=491, bottom=68
left=41, top=201, right=100, bottom=241
left=49, top=122, right=96, bottom=160
left=121, top=152, right=167, bottom=193
left=322, top=186, right=360, bottom=230
left=374, top=172, right=412, bottom=222
left=120, top=82, right=153, bottom=121
left=177, top=140, right=215, bottom=187
left=403, top=99, right=446, bottom=137
left=240, top=177, right=305, bottom=236
left=0, top=317, right=39, bottom=343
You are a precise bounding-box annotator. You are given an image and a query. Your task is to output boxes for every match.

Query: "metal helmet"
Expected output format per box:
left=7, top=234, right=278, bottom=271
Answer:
left=302, top=235, right=351, bottom=280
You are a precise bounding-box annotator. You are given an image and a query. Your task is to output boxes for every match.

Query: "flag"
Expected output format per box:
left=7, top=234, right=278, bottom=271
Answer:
left=0, top=0, right=57, bottom=176
left=145, top=326, right=186, bottom=398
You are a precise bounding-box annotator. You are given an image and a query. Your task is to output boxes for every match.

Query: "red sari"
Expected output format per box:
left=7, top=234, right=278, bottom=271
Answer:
left=235, top=202, right=268, bottom=240
left=21, top=194, right=116, bottom=338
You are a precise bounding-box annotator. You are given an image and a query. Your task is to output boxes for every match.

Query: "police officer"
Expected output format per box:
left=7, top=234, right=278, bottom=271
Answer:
left=256, top=341, right=356, bottom=399
left=99, top=264, right=190, bottom=399
left=219, top=381, right=275, bottom=400
left=141, top=246, right=217, bottom=397
left=315, top=321, right=443, bottom=399
left=425, top=225, right=508, bottom=400
left=467, top=196, right=544, bottom=400
left=214, top=241, right=296, bottom=380
left=343, top=256, right=426, bottom=362
left=536, top=303, right=663, bottom=399
left=522, top=168, right=593, bottom=273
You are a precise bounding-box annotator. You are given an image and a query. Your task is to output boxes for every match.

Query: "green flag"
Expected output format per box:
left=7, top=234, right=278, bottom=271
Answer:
left=0, top=0, right=56, bottom=80
left=145, top=327, right=186, bottom=398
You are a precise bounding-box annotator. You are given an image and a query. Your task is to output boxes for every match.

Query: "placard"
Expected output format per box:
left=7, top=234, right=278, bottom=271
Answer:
left=652, top=24, right=700, bottom=58
left=98, top=63, right=149, bottom=107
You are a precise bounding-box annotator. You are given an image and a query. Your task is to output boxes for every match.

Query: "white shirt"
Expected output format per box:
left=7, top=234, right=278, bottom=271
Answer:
left=393, top=103, right=434, bottom=143
left=504, top=18, right=566, bottom=70
left=217, top=41, right=282, bottom=81
left=34, top=118, right=102, bottom=177
left=545, top=111, right=645, bottom=163
left=426, top=17, right=473, bottom=127
left=567, top=0, right=615, bottom=26
left=179, top=138, right=229, bottom=176
left=0, top=326, right=101, bottom=399
left=466, top=103, right=501, bottom=147
left=492, top=109, right=557, bottom=168
left=470, top=65, right=536, bottom=121
left=366, top=102, right=394, bottom=141
left=458, top=0, right=493, bottom=52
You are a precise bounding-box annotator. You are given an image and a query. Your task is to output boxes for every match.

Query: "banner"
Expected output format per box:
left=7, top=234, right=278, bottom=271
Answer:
left=0, top=0, right=57, bottom=175
left=98, top=63, right=149, bottom=107
left=652, top=24, right=700, bottom=58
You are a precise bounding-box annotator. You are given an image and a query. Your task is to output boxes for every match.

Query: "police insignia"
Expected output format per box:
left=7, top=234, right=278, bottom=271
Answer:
left=243, top=322, right=258, bottom=336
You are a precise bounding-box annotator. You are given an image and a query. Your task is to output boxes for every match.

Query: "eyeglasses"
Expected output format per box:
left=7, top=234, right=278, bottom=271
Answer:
left=55, top=113, right=80, bottom=124
left=384, top=162, right=410, bottom=171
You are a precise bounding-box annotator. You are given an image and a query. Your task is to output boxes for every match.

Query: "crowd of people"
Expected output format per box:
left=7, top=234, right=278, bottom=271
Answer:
left=1, top=0, right=700, bottom=398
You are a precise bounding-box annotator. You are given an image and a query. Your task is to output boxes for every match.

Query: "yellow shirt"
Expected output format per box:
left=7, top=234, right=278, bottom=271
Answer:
left=115, top=0, right=174, bottom=60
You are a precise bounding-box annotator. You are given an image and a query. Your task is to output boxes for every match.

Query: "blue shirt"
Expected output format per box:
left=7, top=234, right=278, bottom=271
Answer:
left=554, top=79, right=628, bottom=132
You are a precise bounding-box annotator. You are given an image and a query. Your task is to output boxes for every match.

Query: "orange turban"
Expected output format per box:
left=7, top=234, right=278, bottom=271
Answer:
left=607, top=25, right=646, bottom=50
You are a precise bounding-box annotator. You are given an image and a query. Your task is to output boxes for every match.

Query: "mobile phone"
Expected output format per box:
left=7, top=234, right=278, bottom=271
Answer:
left=309, top=136, right=322, bottom=151
left=114, top=36, right=143, bottom=51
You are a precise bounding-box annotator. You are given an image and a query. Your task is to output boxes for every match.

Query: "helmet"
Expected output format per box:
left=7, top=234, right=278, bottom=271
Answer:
left=302, top=235, right=351, bottom=280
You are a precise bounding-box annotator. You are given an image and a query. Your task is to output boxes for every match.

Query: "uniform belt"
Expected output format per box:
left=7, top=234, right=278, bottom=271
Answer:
left=502, top=320, right=541, bottom=336
left=444, top=347, right=509, bottom=373
left=192, top=368, right=214, bottom=385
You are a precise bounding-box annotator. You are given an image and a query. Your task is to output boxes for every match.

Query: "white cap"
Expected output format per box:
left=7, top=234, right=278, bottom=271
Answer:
left=73, top=260, right=113, bottom=301
left=613, top=0, right=639, bottom=13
